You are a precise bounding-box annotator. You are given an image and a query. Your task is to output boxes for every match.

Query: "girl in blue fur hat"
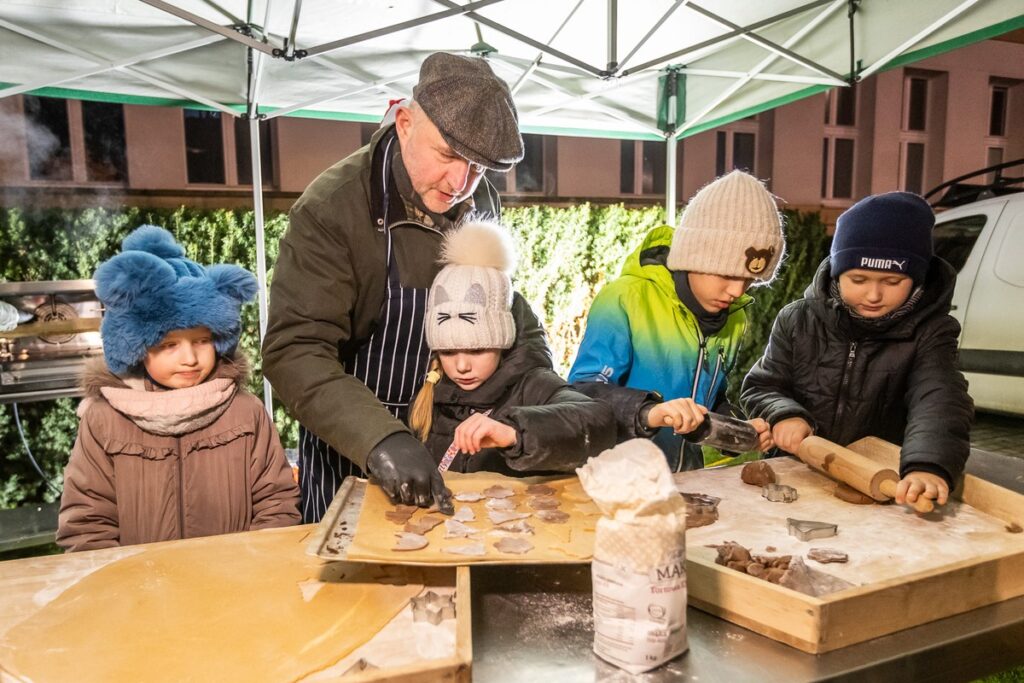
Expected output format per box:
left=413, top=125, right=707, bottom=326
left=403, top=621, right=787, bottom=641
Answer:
left=57, top=226, right=300, bottom=552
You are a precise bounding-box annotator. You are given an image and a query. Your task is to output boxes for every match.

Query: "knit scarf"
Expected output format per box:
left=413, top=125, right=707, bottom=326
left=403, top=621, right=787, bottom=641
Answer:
left=94, top=375, right=238, bottom=436
left=672, top=270, right=730, bottom=337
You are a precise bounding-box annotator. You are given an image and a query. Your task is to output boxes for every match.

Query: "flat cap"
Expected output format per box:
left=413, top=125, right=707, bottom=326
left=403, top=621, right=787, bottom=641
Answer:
left=413, top=52, right=524, bottom=172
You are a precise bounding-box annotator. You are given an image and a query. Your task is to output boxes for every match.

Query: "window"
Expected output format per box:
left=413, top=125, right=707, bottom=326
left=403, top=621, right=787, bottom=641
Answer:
left=234, top=118, right=275, bottom=186
left=620, top=140, right=668, bottom=195
left=821, top=88, right=857, bottom=200
left=82, top=101, right=126, bottom=182
left=184, top=110, right=225, bottom=184
left=487, top=134, right=552, bottom=195
left=905, top=77, right=928, bottom=131
left=902, top=142, right=925, bottom=195
left=714, top=125, right=758, bottom=177
left=989, top=85, right=1008, bottom=137
left=23, top=95, right=72, bottom=180
left=933, top=215, right=985, bottom=273
left=515, top=134, right=544, bottom=193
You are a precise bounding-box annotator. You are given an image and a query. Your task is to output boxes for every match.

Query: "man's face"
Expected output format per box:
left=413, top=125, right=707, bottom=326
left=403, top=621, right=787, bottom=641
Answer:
left=395, top=104, right=487, bottom=214
left=687, top=272, right=752, bottom=314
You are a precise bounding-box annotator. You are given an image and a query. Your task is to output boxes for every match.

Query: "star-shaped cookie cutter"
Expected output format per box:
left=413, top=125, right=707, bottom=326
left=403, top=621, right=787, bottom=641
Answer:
left=410, top=590, right=457, bottom=625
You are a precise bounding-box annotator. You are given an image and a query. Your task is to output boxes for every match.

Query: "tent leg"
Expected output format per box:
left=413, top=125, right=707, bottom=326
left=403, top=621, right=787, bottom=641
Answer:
left=666, top=135, right=677, bottom=225
left=249, top=116, right=274, bottom=416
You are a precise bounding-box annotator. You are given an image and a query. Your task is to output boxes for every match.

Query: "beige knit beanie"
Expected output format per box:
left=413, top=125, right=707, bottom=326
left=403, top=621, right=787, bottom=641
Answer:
left=425, top=219, right=516, bottom=351
left=667, top=170, right=785, bottom=283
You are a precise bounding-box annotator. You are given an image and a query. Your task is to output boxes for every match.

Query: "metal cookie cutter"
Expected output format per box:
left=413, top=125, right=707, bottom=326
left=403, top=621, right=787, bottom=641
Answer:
left=787, top=517, right=838, bottom=541
left=762, top=483, right=799, bottom=503
left=410, top=590, right=457, bottom=625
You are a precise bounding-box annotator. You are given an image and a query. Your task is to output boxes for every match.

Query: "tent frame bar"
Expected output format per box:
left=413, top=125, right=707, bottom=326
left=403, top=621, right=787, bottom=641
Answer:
left=0, top=16, right=237, bottom=115
left=510, top=0, right=586, bottom=96
left=304, top=0, right=505, bottom=57
left=622, top=0, right=834, bottom=76
left=434, top=0, right=605, bottom=77
left=607, top=0, right=618, bottom=73
left=686, top=1, right=846, bottom=85
left=285, top=0, right=303, bottom=58
left=618, top=0, right=688, bottom=72
left=262, top=68, right=420, bottom=120
left=676, top=0, right=845, bottom=136
left=139, top=0, right=276, bottom=54
left=0, top=33, right=224, bottom=99
left=858, top=0, right=981, bottom=79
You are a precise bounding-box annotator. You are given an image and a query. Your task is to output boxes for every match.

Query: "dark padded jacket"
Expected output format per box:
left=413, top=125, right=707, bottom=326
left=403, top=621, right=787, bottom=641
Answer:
left=741, top=257, right=973, bottom=486
left=424, top=339, right=616, bottom=476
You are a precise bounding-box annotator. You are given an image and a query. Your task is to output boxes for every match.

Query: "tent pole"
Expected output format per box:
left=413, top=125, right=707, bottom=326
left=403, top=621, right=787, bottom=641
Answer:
left=666, top=135, right=677, bottom=225
left=249, top=116, right=273, bottom=415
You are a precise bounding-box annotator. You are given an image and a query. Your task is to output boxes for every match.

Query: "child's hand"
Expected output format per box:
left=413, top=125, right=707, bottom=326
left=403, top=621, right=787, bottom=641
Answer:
left=749, top=418, right=773, bottom=452
left=895, top=471, right=949, bottom=506
left=647, top=398, right=708, bottom=435
left=771, top=417, right=813, bottom=454
left=455, top=413, right=517, bottom=454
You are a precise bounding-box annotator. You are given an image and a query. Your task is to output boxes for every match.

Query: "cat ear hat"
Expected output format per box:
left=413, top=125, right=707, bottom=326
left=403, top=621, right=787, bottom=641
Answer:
left=94, top=225, right=258, bottom=374
left=425, top=219, right=516, bottom=352
left=667, top=169, right=787, bottom=285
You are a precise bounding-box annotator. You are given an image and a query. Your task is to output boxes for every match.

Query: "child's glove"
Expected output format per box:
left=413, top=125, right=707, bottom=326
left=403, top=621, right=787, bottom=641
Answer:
left=454, top=414, right=517, bottom=454
left=771, top=417, right=813, bottom=454
left=896, top=471, right=949, bottom=506
left=367, top=432, right=453, bottom=514
left=646, top=398, right=708, bottom=435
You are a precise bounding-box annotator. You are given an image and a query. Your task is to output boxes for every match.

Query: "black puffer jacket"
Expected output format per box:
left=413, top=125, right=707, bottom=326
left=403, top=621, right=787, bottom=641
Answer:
left=425, top=344, right=616, bottom=476
left=741, top=257, right=973, bottom=486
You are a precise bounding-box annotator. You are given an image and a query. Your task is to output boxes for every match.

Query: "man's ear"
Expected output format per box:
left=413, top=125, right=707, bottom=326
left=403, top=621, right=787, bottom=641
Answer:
left=394, top=105, right=414, bottom=143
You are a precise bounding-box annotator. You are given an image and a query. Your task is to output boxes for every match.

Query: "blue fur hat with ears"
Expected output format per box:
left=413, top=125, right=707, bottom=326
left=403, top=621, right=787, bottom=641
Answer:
left=94, top=225, right=258, bottom=374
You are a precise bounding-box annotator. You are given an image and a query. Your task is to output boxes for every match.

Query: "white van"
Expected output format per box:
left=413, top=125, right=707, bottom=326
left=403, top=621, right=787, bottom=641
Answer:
left=929, top=173, right=1024, bottom=416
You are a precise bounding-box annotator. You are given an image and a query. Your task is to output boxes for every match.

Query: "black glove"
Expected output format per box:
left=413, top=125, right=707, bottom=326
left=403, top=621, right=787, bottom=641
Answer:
left=366, top=432, right=453, bottom=514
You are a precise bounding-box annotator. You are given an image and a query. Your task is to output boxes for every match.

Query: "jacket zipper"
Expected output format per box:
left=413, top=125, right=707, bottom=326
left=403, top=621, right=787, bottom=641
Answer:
left=833, top=341, right=858, bottom=427
left=177, top=436, right=185, bottom=539
left=705, top=346, right=726, bottom=406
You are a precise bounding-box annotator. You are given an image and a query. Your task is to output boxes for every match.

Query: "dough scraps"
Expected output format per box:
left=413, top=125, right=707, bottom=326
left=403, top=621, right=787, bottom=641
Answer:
left=443, top=542, right=486, bottom=557
left=483, top=485, right=515, bottom=499
left=535, top=510, right=570, bottom=524
left=393, top=533, right=429, bottom=551
left=495, top=520, right=534, bottom=534
left=488, top=510, right=530, bottom=525
left=444, top=519, right=479, bottom=539
left=403, top=515, right=445, bottom=535
left=494, top=538, right=534, bottom=554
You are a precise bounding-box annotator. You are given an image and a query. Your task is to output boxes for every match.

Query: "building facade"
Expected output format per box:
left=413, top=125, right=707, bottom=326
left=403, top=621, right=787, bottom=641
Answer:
left=1, top=34, right=1022, bottom=222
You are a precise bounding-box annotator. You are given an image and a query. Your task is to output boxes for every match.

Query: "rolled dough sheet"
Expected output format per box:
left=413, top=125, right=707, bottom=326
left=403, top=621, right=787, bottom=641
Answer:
left=345, top=473, right=599, bottom=565
left=0, top=527, right=423, bottom=683
left=680, top=457, right=1024, bottom=585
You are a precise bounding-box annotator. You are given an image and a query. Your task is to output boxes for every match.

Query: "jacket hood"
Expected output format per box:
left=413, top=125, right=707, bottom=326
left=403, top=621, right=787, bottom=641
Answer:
left=81, top=351, right=251, bottom=399
left=804, top=256, right=957, bottom=338
left=621, top=225, right=753, bottom=315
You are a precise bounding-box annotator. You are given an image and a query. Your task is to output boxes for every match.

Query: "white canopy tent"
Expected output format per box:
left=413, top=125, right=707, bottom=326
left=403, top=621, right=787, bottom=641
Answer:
left=2, top=0, right=1022, bottom=408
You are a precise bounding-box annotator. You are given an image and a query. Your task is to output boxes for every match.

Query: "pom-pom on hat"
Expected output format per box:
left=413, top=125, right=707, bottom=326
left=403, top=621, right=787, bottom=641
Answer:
left=830, top=191, right=934, bottom=283
left=94, top=225, right=258, bottom=374
left=667, top=170, right=786, bottom=284
left=425, top=219, right=516, bottom=352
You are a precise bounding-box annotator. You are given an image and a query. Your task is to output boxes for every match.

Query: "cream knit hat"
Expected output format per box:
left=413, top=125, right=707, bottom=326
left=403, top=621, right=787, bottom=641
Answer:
left=667, top=170, right=785, bottom=283
left=425, top=219, right=516, bottom=351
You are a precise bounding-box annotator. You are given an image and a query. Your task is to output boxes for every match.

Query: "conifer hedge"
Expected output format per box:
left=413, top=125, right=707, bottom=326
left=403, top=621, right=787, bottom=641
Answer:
left=0, top=204, right=829, bottom=507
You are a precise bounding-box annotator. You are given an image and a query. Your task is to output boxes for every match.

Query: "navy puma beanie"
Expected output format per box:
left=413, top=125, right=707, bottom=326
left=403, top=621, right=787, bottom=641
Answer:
left=830, top=191, right=933, bottom=283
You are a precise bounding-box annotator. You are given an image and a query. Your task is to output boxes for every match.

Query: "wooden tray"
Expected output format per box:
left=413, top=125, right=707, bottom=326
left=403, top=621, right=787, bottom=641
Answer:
left=309, top=474, right=598, bottom=566
left=680, top=438, right=1024, bottom=653
left=0, top=526, right=472, bottom=682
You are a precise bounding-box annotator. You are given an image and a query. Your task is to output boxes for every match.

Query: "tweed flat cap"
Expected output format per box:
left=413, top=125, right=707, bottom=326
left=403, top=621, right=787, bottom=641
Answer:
left=413, top=52, right=524, bottom=172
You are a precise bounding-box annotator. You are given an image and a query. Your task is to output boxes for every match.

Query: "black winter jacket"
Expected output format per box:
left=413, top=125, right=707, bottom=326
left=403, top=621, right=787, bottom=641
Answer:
left=425, top=344, right=616, bottom=476
left=740, top=257, right=973, bottom=486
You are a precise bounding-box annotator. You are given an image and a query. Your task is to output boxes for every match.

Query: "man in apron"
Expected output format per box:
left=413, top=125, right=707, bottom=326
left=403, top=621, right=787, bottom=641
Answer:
left=264, top=53, right=552, bottom=522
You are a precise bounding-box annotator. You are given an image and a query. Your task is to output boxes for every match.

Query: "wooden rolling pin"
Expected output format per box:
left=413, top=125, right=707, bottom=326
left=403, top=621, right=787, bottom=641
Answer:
left=796, top=436, right=935, bottom=514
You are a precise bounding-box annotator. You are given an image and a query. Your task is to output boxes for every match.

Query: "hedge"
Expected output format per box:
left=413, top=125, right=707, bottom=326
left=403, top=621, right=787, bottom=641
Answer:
left=0, top=204, right=829, bottom=507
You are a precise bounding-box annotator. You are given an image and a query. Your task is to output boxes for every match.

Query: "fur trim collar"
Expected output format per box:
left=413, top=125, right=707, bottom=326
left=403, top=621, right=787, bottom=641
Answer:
left=79, top=353, right=251, bottom=436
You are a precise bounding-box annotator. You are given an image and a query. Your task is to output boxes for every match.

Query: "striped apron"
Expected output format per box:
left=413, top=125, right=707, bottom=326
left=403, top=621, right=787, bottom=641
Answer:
left=297, top=223, right=430, bottom=523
